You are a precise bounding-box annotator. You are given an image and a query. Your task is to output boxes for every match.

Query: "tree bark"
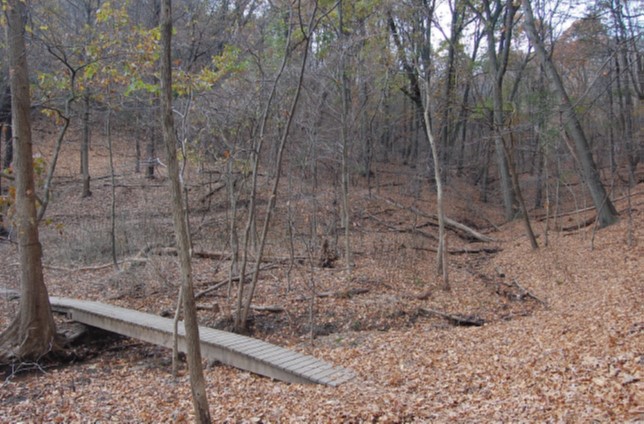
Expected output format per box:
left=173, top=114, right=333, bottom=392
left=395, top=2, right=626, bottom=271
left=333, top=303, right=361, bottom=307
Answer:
left=0, top=0, right=58, bottom=361
left=0, top=83, right=11, bottom=171
left=159, top=1, right=211, bottom=422
left=482, top=0, right=517, bottom=220
left=339, top=0, right=352, bottom=274
left=521, top=0, right=619, bottom=228
left=423, top=84, right=449, bottom=290
left=240, top=1, right=317, bottom=329
left=81, top=92, right=92, bottom=197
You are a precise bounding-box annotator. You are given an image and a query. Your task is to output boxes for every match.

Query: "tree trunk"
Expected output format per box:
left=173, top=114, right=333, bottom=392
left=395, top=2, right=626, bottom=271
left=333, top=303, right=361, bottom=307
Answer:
left=239, top=1, right=317, bottom=329
left=440, top=0, right=466, bottom=170
left=502, top=131, right=539, bottom=249
left=339, top=0, right=352, bottom=275
left=235, top=2, right=297, bottom=332
left=423, top=83, right=449, bottom=290
left=106, top=109, right=119, bottom=269
left=159, top=1, right=211, bottom=422
left=522, top=0, right=619, bottom=228
left=482, top=0, right=517, bottom=220
left=0, top=0, right=58, bottom=361
left=0, top=83, right=12, bottom=171
left=81, top=91, right=92, bottom=197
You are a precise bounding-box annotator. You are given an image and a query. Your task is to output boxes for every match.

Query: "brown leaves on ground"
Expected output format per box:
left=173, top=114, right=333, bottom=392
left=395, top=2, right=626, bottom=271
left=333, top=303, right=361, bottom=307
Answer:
left=0, top=131, right=642, bottom=422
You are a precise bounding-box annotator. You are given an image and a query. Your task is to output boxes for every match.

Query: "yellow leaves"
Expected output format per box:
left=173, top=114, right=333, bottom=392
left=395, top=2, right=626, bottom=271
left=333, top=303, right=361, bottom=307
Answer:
left=32, top=155, right=47, bottom=178
left=95, top=1, right=129, bottom=27
left=172, top=45, right=243, bottom=96
left=0, top=193, right=11, bottom=209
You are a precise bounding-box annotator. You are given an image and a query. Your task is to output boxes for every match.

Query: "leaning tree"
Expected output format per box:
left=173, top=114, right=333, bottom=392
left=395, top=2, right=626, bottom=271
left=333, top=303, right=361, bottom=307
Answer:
left=521, top=0, right=619, bottom=228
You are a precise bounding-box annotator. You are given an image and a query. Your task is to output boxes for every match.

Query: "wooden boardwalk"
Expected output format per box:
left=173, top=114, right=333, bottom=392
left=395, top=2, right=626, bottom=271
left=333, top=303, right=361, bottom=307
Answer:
left=49, top=297, right=354, bottom=387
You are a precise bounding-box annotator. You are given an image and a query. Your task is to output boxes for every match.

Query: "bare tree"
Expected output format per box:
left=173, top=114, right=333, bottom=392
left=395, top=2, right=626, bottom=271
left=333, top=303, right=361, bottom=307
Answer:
left=159, top=0, right=211, bottom=421
left=338, top=0, right=352, bottom=274
left=467, top=0, right=518, bottom=220
left=522, top=0, right=619, bottom=228
left=0, top=0, right=59, bottom=361
left=236, top=0, right=323, bottom=332
left=421, top=71, right=449, bottom=289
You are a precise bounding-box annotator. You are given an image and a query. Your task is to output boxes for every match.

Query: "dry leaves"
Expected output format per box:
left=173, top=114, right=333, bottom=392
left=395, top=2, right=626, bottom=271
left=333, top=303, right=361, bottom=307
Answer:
left=0, top=132, right=642, bottom=422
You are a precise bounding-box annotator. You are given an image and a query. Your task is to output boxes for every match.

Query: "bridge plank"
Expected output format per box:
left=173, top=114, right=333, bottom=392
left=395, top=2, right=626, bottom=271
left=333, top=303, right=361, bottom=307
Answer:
left=49, top=297, right=353, bottom=386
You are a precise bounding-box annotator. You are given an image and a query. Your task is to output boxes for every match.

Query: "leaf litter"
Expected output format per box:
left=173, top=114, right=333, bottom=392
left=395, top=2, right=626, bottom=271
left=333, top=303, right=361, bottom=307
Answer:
left=0, top=131, right=642, bottom=422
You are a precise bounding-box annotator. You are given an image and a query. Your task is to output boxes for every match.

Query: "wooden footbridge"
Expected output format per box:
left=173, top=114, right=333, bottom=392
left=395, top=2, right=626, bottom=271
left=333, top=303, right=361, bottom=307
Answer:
left=45, top=296, right=354, bottom=387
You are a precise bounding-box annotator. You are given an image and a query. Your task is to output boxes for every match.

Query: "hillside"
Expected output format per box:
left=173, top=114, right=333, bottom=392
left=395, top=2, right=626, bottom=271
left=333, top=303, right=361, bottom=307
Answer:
left=0, top=127, right=642, bottom=422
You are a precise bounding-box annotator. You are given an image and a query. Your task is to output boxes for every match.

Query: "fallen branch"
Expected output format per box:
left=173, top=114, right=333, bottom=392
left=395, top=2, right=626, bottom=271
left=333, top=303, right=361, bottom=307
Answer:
left=194, top=263, right=280, bottom=299
left=194, top=281, right=229, bottom=299
left=41, top=257, right=148, bottom=272
left=150, top=247, right=307, bottom=264
left=419, top=307, right=485, bottom=326
left=250, top=305, right=284, bottom=313
left=443, top=216, right=495, bottom=242
left=296, top=287, right=370, bottom=301
left=366, top=214, right=438, bottom=241
left=560, top=215, right=597, bottom=232
left=195, top=303, right=220, bottom=312
left=198, top=182, right=226, bottom=203
left=501, top=280, right=547, bottom=306
left=535, top=191, right=643, bottom=222
left=412, top=246, right=502, bottom=255
left=374, top=195, right=495, bottom=242
left=332, top=287, right=370, bottom=298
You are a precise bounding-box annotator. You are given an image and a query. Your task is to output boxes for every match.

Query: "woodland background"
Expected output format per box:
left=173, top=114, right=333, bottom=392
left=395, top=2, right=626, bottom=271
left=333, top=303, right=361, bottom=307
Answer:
left=0, top=0, right=642, bottom=421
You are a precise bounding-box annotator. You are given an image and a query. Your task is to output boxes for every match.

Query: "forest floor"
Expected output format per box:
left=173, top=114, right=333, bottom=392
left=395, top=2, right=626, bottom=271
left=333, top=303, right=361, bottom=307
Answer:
left=0, top=125, right=642, bottom=422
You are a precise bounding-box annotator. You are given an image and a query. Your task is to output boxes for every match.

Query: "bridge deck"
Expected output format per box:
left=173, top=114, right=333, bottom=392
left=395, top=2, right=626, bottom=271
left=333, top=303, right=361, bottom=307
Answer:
left=49, top=297, right=353, bottom=387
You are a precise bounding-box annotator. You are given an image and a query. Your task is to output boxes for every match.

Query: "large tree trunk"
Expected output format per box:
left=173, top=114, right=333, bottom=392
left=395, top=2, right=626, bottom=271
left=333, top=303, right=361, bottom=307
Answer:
left=159, top=1, right=211, bottom=422
left=522, top=0, right=619, bottom=228
left=0, top=0, right=58, bottom=361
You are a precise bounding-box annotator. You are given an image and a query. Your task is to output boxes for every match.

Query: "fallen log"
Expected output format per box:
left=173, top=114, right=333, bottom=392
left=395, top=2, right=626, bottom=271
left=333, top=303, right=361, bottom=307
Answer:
left=419, top=307, right=485, bottom=326
left=366, top=214, right=439, bottom=241
left=194, top=263, right=280, bottom=299
left=374, top=195, right=496, bottom=242
left=198, top=182, right=226, bottom=203
left=412, top=246, right=502, bottom=255
left=534, top=191, right=643, bottom=222
left=497, top=280, right=548, bottom=306
left=296, top=287, right=370, bottom=301
left=250, top=305, right=285, bottom=313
